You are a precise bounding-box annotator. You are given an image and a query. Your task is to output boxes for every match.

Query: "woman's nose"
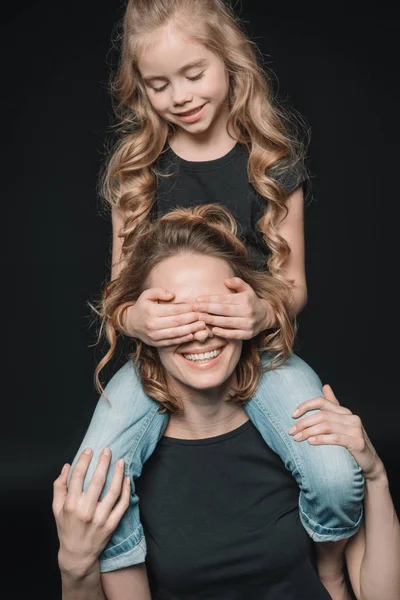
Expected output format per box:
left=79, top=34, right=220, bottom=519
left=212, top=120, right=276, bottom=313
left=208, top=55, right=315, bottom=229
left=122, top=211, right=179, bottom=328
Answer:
left=192, top=325, right=213, bottom=343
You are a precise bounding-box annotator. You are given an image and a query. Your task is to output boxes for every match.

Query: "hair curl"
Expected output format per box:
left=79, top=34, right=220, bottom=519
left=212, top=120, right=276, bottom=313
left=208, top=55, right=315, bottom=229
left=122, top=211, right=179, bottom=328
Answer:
left=101, top=0, right=310, bottom=285
left=94, top=204, right=296, bottom=413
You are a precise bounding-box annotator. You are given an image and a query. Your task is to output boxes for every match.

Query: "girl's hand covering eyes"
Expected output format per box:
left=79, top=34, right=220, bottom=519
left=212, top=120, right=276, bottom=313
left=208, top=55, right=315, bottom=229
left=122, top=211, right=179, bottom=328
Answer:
left=123, top=288, right=206, bottom=347
left=289, top=384, right=383, bottom=481
left=52, top=448, right=130, bottom=577
left=193, top=277, right=274, bottom=340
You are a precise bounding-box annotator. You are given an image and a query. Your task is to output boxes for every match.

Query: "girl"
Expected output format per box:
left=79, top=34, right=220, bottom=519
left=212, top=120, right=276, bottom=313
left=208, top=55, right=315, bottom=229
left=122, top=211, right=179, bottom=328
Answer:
left=67, top=0, right=364, bottom=572
left=56, top=206, right=400, bottom=599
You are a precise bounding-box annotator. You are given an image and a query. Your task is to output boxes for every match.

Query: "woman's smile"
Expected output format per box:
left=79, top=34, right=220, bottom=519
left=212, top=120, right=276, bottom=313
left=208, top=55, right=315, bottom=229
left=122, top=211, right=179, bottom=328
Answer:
left=178, top=343, right=225, bottom=369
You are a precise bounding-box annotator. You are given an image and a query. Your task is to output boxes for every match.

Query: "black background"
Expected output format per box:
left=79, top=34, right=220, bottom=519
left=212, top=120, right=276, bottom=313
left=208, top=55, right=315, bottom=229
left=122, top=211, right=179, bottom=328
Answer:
left=2, top=2, right=399, bottom=598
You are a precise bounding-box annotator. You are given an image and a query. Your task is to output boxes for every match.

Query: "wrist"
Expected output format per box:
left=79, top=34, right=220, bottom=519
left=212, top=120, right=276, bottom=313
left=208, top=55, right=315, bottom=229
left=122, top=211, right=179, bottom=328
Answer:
left=120, top=303, right=137, bottom=337
left=58, top=549, right=99, bottom=580
left=262, top=299, right=277, bottom=329
left=364, top=461, right=388, bottom=485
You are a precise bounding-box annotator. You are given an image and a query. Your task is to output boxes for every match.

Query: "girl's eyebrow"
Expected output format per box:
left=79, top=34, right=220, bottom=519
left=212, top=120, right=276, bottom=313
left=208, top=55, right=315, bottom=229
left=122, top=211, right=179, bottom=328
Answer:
left=143, top=59, right=207, bottom=82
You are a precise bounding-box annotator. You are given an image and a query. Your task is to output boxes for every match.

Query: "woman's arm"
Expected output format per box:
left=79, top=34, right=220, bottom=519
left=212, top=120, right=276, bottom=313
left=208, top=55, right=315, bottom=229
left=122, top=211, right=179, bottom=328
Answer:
left=53, top=448, right=151, bottom=599
left=345, top=468, right=400, bottom=600
left=291, top=385, right=400, bottom=600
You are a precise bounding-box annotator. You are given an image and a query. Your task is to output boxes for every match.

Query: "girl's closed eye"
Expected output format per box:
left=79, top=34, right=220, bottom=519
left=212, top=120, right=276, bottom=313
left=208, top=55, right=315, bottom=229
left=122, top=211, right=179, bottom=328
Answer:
left=187, top=71, right=204, bottom=81
left=153, top=83, right=169, bottom=93
left=153, top=71, right=204, bottom=93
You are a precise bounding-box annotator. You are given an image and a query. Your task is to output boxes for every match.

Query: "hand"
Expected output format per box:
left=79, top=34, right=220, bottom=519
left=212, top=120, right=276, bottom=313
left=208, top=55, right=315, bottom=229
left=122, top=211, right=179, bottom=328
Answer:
left=193, top=277, right=275, bottom=340
left=289, top=384, right=383, bottom=480
left=52, top=447, right=130, bottom=577
left=123, top=288, right=206, bottom=346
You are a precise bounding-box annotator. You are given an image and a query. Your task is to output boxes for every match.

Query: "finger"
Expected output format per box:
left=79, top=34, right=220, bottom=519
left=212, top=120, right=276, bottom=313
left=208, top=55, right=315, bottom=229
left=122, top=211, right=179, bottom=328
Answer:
left=84, top=448, right=113, bottom=511
left=192, top=303, right=243, bottom=316
left=289, top=411, right=352, bottom=434
left=52, top=464, right=70, bottom=516
left=143, top=288, right=174, bottom=302
left=107, top=476, right=131, bottom=532
left=223, top=277, right=251, bottom=293
left=153, top=303, right=195, bottom=316
left=322, top=384, right=340, bottom=405
left=307, top=432, right=359, bottom=450
left=292, top=397, right=351, bottom=418
left=194, top=293, right=244, bottom=305
left=290, top=418, right=354, bottom=442
left=153, top=312, right=201, bottom=329
left=211, top=327, right=250, bottom=340
left=199, top=314, right=249, bottom=329
left=67, top=448, right=94, bottom=499
left=155, top=333, right=196, bottom=347
left=152, top=321, right=206, bottom=342
left=97, top=457, right=126, bottom=517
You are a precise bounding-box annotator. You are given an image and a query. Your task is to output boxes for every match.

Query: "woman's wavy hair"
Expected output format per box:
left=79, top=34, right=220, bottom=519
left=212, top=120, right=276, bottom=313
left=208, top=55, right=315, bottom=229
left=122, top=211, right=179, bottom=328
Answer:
left=94, top=204, right=296, bottom=414
left=101, top=0, right=310, bottom=286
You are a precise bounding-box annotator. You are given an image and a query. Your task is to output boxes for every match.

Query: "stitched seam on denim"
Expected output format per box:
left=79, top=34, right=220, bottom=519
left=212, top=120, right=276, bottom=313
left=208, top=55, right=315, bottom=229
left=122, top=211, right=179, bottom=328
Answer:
left=101, top=533, right=146, bottom=562
left=299, top=501, right=364, bottom=535
left=124, top=394, right=167, bottom=531
left=251, top=388, right=306, bottom=486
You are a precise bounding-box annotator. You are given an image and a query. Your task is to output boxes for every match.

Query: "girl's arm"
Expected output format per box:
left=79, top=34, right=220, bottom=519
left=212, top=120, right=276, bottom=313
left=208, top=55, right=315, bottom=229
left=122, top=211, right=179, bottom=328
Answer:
left=110, top=206, right=205, bottom=344
left=111, top=206, right=126, bottom=281
left=53, top=449, right=151, bottom=600
left=193, top=187, right=307, bottom=338
left=273, top=186, right=307, bottom=316
left=291, top=385, right=400, bottom=600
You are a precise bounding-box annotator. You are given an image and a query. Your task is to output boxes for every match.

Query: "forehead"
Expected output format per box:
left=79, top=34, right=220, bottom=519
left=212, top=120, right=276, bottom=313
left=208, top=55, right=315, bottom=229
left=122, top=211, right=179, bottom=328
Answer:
left=149, top=254, right=235, bottom=302
left=137, top=22, right=212, bottom=75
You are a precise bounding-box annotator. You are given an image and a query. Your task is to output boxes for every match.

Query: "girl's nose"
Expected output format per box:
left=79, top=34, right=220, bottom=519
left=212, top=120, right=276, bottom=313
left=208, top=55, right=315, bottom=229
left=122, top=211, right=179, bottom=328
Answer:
left=192, top=325, right=213, bottom=343
left=172, top=85, right=193, bottom=107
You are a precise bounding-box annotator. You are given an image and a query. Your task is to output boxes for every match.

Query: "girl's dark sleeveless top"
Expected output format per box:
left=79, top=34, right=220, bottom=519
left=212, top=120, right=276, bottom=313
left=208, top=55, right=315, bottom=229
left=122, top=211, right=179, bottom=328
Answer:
left=153, top=143, right=307, bottom=271
left=135, top=420, right=331, bottom=599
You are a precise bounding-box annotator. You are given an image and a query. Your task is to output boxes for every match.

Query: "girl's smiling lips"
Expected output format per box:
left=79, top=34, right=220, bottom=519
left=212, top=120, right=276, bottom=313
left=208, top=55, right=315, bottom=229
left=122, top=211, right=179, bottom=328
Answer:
left=174, top=103, right=207, bottom=123
left=174, top=104, right=206, bottom=116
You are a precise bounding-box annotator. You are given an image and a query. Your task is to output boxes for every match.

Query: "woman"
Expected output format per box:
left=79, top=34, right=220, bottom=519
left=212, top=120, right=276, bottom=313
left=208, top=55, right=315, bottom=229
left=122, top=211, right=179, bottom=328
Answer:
left=53, top=205, right=400, bottom=599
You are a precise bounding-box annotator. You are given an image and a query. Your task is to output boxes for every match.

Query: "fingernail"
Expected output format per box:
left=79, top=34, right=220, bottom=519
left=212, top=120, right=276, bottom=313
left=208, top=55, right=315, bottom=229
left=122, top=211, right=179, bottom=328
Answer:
left=288, top=426, right=296, bottom=434
left=84, top=447, right=92, bottom=455
left=118, top=458, right=124, bottom=467
left=61, top=464, right=68, bottom=474
left=294, top=432, right=303, bottom=440
left=103, top=447, right=111, bottom=456
left=308, top=437, right=316, bottom=443
left=292, top=408, right=299, bottom=417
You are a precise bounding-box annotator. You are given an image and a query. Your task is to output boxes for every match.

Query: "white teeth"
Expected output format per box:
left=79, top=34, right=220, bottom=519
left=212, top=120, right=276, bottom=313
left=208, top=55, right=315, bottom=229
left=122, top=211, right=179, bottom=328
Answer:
left=183, top=349, right=221, bottom=362
left=180, top=106, right=201, bottom=116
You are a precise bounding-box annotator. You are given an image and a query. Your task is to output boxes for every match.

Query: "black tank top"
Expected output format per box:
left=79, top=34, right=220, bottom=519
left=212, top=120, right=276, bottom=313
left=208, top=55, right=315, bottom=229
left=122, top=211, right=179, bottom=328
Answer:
left=154, top=143, right=307, bottom=271
left=135, top=420, right=331, bottom=599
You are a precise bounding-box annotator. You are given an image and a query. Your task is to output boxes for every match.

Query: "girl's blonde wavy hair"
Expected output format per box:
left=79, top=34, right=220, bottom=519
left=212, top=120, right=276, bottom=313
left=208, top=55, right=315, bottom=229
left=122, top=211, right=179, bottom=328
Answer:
left=94, top=204, right=296, bottom=414
left=102, top=0, right=310, bottom=285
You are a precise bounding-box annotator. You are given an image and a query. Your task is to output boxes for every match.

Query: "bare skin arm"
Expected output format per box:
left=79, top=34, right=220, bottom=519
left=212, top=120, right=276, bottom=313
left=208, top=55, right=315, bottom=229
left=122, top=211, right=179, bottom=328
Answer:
left=291, top=386, right=400, bottom=600
left=110, top=206, right=205, bottom=344
left=111, top=206, right=126, bottom=281
left=53, top=449, right=151, bottom=599
left=273, top=186, right=308, bottom=316
left=193, top=186, right=307, bottom=337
